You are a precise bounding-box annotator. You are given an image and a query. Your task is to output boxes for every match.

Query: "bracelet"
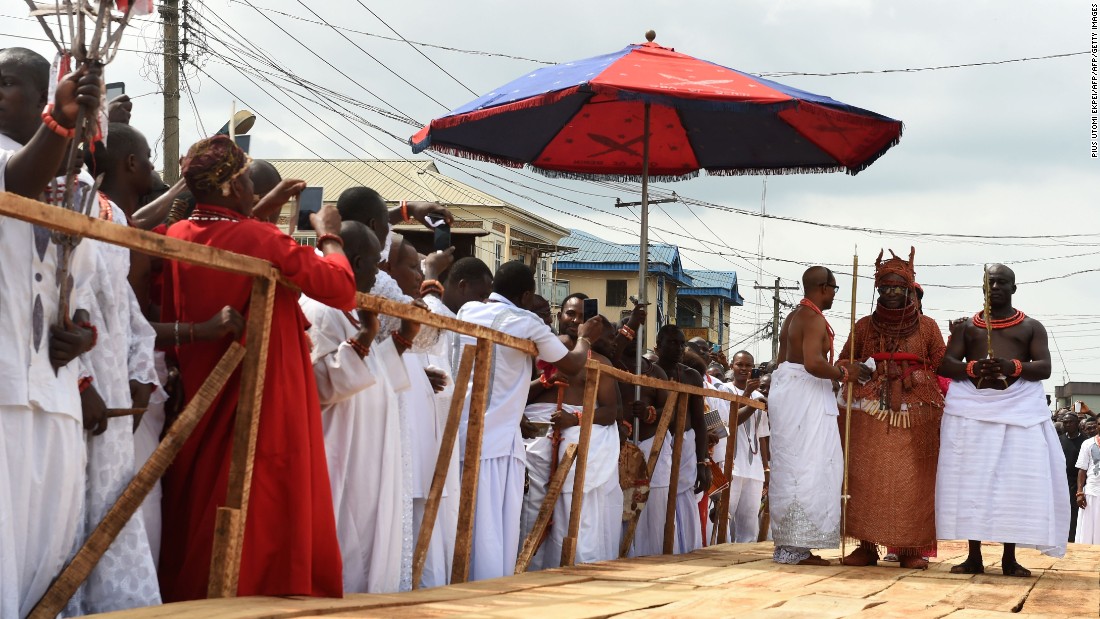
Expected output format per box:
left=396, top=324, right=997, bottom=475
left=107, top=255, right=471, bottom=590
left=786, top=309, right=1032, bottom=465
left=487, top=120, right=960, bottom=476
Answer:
left=621, top=419, right=633, bottom=436
left=346, top=337, right=371, bottom=357
left=1010, top=359, right=1023, bottom=378
left=316, top=233, right=344, bottom=248
left=420, top=279, right=444, bottom=297
left=837, top=365, right=850, bottom=384
left=966, top=360, right=978, bottom=379
left=77, top=321, right=97, bottom=350
left=578, top=336, right=593, bottom=347
left=400, top=200, right=410, bottom=222
left=78, top=376, right=93, bottom=393
left=646, top=405, right=657, bottom=423
left=392, top=330, right=414, bottom=349
left=617, top=324, right=636, bottom=341
left=539, top=373, right=553, bottom=389
left=41, top=107, right=75, bottom=139
left=697, top=458, right=711, bottom=465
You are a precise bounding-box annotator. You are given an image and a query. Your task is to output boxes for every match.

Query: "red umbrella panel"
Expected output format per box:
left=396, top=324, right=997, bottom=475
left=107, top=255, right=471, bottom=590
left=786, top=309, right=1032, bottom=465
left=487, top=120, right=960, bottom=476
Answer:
left=411, top=41, right=903, bottom=180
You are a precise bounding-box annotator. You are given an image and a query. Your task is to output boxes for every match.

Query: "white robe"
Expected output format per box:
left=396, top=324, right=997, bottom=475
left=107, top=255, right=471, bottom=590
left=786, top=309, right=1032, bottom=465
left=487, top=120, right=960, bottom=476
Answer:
left=64, top=202, right=162, bottom=615
left=630, top=431, right=672, bottom=558
left=133, top=351, right=169, bottom=567
left=767, top=362, right=842, bottom=553
left=0, top=146, right=93, bottom=619
left=674, top=428, right=702, bottom=554
left=520, top=403, right=622, bottom=570
left=301, top=298, right=411, bottom=593
left=937, top=379, right=1069, bottom=557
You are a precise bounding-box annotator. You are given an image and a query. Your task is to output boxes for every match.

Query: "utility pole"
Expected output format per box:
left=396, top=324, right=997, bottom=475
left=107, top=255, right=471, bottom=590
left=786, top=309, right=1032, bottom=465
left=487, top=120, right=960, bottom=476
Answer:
left=754, top=278, right=799, bottom=362
left=161, top=0, right=180, bottom=184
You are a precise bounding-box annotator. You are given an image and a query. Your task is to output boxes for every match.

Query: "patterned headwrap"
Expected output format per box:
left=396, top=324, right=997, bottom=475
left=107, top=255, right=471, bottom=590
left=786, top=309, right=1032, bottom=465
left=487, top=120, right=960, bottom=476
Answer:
left=181, top=135, right=251, bottom=197
left=874, top=247, right=916, bottom=287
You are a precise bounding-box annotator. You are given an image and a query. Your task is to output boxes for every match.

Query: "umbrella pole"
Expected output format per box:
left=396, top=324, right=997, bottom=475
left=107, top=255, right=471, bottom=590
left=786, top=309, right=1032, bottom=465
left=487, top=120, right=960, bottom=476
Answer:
left=634, top=102, right=651, bottom=444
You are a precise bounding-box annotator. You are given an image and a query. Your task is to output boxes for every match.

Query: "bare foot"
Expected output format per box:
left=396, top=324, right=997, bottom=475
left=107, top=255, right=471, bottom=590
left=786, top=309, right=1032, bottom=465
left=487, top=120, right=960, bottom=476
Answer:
left=899, top=555, right=928, bottom=570
left=841, top=544, right=878, bottom=567
left=1001, top=562, right=1032, bottom=578
left=797, top=554, right=831, bottom=566
left=949, top=558, right=984, bottom=574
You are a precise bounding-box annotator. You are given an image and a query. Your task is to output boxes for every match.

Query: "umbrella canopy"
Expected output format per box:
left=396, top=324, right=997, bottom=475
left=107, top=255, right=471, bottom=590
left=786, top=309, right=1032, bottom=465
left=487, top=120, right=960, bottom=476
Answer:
left=410, top=39, right=902, bottom=180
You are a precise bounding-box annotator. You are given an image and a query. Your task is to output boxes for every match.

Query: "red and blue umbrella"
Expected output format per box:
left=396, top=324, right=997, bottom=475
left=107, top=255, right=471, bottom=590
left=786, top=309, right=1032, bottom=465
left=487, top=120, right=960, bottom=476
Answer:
left=410, top=36, right=902, bottom=180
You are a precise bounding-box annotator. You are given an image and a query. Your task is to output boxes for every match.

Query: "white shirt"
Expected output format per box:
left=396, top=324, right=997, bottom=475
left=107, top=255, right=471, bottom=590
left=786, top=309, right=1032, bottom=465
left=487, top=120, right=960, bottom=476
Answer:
left=1076, top=438, right=1100, bottom=496
left=455, top=292, right=568, bottom=461
left=723, top=382, right=770, bottom=482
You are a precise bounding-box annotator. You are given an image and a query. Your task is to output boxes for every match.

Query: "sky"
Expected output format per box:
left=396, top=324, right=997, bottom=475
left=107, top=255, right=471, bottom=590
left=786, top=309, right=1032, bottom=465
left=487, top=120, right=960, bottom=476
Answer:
left=4, top=0, right=1098, bottom=398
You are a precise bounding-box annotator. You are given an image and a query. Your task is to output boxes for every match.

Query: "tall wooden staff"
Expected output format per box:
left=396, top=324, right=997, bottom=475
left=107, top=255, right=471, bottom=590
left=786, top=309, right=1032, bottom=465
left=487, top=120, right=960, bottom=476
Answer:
left=840, top=250, right=858, bottom=560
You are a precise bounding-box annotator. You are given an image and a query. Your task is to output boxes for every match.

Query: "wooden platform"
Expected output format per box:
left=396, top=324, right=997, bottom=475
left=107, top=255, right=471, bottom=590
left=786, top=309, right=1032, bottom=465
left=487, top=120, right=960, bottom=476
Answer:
left=95, top=541, right=1099, bottom=618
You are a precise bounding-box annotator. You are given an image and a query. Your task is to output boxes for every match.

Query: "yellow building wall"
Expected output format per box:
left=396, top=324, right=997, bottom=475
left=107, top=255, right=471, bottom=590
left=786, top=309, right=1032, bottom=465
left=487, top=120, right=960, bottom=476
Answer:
left=556, top=270, right=678, bottom=352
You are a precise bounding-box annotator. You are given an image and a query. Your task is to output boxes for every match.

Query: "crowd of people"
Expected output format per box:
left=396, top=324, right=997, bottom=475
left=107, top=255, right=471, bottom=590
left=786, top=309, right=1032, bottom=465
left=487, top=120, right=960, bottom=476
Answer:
left=0, top=44, right=1081, bottom=618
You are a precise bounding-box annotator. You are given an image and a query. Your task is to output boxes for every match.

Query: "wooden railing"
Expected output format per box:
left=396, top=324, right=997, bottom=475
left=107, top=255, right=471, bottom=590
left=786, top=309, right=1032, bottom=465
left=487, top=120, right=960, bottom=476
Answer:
left=0, top=191, right=764, bottom=615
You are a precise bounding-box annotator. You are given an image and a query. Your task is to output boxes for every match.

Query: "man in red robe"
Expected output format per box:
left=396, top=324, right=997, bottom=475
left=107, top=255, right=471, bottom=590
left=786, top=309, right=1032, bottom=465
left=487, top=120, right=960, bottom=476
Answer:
left=159, top=136, right=355, bottom=601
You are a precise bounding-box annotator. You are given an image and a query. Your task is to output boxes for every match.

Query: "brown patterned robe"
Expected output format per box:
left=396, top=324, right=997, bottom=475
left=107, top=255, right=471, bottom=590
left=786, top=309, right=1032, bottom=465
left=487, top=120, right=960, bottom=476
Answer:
left=837, top=314, right=946, bottom=553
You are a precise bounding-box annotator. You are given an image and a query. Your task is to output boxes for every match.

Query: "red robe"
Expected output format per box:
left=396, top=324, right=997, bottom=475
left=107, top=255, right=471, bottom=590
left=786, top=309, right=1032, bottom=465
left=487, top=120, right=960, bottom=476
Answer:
left=159, top=204, right=353, bottom=601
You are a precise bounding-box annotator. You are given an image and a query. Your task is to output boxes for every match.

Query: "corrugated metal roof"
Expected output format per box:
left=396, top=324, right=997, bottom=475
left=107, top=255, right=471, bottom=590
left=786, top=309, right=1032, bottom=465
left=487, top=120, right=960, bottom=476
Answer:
left=267, top=159, right=507, bottom=207
left=555, top=229, right=689, bottom=285
left=681, top=270, right=745, bottom=305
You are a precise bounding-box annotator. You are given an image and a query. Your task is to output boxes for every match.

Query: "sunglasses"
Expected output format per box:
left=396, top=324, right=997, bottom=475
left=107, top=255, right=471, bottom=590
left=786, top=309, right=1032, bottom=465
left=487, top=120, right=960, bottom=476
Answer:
left=820, top=283, right=840, bottom=293
left=877, top=285, right=908, bottom=295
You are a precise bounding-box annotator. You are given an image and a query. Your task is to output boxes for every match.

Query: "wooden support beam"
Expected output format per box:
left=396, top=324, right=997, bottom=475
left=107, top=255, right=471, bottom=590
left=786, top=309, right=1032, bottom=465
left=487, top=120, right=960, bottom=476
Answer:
left=597, top=363, right=764, bottom=410
left=412, top=344, right=476, bottom=589
left=29, top=343, right=246, bottom=619
left=514, top=443, right=578, bottom=574
left=357, top=293, right=537, bottom=355
left=560, top=360, right=601, bottom=567
left=619, top=392, right=679, bottom=558
left=716, top=406, right=737, bottom=545
left=450, top=338, right=493, bottom=584
left=208, top=277, right=276, bottom=598
left=663, top=394, right=689, bottom=555
left=0, top=192, right=276, bottom=279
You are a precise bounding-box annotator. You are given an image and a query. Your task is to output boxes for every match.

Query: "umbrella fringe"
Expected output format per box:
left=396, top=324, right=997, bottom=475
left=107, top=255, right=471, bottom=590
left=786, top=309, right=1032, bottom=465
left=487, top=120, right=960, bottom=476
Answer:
left=845, top=124, right=904, bottom=176
left=705, top=165, right=847, bottom=177
left=425, top=145, right=526, bottom=169
left=529, top=166, right=700, bottom=183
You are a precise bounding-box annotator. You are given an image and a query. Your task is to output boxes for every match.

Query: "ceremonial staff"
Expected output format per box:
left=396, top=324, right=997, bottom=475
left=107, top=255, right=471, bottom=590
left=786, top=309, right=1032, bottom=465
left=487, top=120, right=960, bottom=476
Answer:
left=841, top=249, right=858, bottom=560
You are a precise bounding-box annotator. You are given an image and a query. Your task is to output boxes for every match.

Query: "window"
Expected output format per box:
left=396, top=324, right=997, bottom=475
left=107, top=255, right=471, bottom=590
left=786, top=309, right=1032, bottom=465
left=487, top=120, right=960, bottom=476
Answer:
left=494, top=242, right=502, bottom=271
left=606, top=280, right=628, bottom=307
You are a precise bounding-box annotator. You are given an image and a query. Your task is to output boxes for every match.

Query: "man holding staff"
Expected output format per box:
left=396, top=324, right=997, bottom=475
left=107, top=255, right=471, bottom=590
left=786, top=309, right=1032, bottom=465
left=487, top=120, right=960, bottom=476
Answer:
left=936, top=264, right=1069, bottom=576
left=770, top=267, right=867, bottom=565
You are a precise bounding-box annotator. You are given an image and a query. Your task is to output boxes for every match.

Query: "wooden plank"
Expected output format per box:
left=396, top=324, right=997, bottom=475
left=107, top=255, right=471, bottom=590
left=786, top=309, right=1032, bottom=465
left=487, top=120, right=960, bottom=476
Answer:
left=209, top=276, right=277, bottom=598
left=619, top=392, right=678, bottom=558
left=450, top=338, right=494, bottom=584
left=561, top=361, right=601, bottom=567
left=412, top=344, right=477, bottom=588
left=0, top=191, right=277, bottom=279
left=516, top=444, right=579, bottom=573
left=597, top=363, right=764, bottom=410
left=663, top=394, right=689, bottom=555
left=358, top=293, right=537, bottom=355
left=28, top=344, right=246, bottom=619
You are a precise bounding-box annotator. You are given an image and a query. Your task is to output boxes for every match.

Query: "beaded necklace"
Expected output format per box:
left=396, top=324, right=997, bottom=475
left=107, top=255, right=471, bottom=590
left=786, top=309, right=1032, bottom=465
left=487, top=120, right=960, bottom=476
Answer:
left=189, top=207, right=242, bottom=223
left=799, top=298, right=834, bottom=363
left=972, top=309, right=1026, bottom=330
left=97, top=191, right=113, bottom=221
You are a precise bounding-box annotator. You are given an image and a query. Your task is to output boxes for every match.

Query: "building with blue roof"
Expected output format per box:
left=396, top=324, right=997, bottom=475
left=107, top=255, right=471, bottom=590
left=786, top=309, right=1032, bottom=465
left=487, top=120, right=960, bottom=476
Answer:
left=554, top=229, right=742, bottom=351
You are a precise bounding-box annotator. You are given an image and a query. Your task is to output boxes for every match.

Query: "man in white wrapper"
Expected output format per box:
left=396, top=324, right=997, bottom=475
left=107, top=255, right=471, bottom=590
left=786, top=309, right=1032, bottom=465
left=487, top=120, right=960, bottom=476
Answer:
left=0, top=47, right=105, bottom=619
left=652, top=325, right=711, bottom=554
left=301, top=221, right=420, bottom=593
left=64, top=123, right=162, bottom=614
left=419, top=257, right=495, bottom=586
left=713, top=351, right=770, bottom=543
left=936, top=264, right=1068, bottom=576
left=455, top=261, right=603, bottom=581
left=770, top=267, right=867, bottom=565
left=521, top=311, right=622, bottom=570
left=1073, top=436, right=1100, bottom=544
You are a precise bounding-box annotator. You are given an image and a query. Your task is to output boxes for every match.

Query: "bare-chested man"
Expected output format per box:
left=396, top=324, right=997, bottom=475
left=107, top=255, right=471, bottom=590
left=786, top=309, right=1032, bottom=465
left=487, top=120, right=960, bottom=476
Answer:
left=654, top=324, right=711, bottom=554
left=520, top=297, right=623, bottom=569
left=936, top=264, right=1069, bottom=576
left=770, top=266, right=867, bottom=565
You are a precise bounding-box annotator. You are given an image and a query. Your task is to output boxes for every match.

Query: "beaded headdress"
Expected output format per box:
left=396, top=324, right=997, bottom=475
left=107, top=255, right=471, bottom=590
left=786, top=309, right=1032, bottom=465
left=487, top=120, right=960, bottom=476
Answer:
left=181, top=135, right=252, bottom=197
left=874, top=247, right=916, bottom=287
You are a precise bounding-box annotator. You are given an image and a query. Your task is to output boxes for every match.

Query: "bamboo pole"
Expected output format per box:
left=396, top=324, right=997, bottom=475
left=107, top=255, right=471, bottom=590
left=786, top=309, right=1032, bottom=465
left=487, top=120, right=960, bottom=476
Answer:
left=515, top=444, right=579, bottom=573
left=663, top=394, right=689, bottom=555
left=619, top=392, right=678, bottom=558
left=208, top=276, right=276, bottom=598
left=29, top=343, right=246, bottom=619
left=411, top=344, right=476, bottom=589
left=715, top=403, right=738, bottom=544
left=841, top=252, right=859, bottom=560
left=560, top=360, right=601, bottom=567
left=450, top=338, right=493, bottom=583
